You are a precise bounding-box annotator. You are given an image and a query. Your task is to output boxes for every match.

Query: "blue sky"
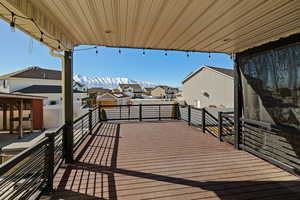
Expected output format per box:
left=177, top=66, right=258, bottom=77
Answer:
left=0, top=20, right=233, bottom=87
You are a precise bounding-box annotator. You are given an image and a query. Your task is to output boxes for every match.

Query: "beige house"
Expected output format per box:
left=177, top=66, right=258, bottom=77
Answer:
left=182, top=66, right=234, bottom=108
left=118, top=84, right=143, bottom=98
left=151, top=86, right=178, bottom=99
left=96, top=92, right=130, bottom=106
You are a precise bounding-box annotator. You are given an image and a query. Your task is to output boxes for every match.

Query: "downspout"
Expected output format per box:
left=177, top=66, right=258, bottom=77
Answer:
left=49, top=48, right=66, bottom=122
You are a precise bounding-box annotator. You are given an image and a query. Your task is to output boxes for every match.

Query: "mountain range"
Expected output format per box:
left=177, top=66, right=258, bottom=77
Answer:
left=74, top=75, right=157, bottom=89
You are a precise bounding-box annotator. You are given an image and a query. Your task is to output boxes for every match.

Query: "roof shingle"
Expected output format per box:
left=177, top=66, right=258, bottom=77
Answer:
left=14, top=85, right=85, bottom=94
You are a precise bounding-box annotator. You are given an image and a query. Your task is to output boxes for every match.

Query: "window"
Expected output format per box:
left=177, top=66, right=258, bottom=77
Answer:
left=0, top=80, right=7, bottom=88
left=49, top=100, right=57, bottom=105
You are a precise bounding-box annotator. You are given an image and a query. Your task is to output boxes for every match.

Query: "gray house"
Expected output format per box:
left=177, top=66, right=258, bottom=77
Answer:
left=182, top=66, right=234, bottom=108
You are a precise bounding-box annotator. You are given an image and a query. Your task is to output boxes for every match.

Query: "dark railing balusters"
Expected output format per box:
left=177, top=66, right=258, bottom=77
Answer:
left=98, top=105, right=101, bottom=122
left=139, top=104, right=142, bottom=121
left=45, top=133, right=55, bottom=192
left=128, top=105, right=130, bottom=119
left=188, top=105, right=191, bottom=126
left=218, top=112, right=223, bottom=141
left=202, top=108, right=206, bottom=133
left=89, top=109, right=92, bottom=134
left=159, top=105, right=161, bottom=120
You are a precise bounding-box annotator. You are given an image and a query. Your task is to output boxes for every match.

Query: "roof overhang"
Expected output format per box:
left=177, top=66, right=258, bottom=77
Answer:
left=0, top=0, right=300, bottom=53
left=0, top=92, right=47, bottom=100
left=182, top=66, right=233, bottom=84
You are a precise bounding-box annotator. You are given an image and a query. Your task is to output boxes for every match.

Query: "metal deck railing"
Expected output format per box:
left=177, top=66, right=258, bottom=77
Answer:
left=0, top=103, right=235, bottom=199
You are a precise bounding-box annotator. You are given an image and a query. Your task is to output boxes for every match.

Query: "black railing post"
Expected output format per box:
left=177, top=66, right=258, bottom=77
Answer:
left=234, top=55, right=242, bottom=150
left=176, top=104, right=181, bottom=120
left=128, top=105, right=130, bottom=119
left=89, top=109, right=92, bottom=134
left=45, top=132, right=54, bottom=193
left=218, top=112, right=223, bottom=141
left=159, top=105, right=161, bottom=120
left=188, top=105, right=191, bottom=125
left=119, top=105, right=122, bottom=120
left=98, top=105, right=101, bottom=122
left=202, top=108, right=206, bottom=133
left=139, top=104, right=142, bottom=121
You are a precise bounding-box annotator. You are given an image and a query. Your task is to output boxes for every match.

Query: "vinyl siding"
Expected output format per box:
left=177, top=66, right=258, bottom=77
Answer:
left=182, top=68, right=234, bottom=108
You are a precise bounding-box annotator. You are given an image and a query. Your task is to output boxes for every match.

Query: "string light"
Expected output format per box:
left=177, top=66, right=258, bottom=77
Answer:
left=164, top=50, right=168, bottom=56
left=10, top=12, right=15, bottom=32
left=118, top=48, right=121, bottom=54
left=208, top=52, right=211, bottom=59
left=39, top=31, right=44, bottom=42
left=186, top=51, right=190, bottom=58
left=142, top=49, right=145, bottom=56
left=96, top=47, right=98, bottom=54
left=0, top=2, right=67, bottom=50
left=58, top=40, right=61, bottom=49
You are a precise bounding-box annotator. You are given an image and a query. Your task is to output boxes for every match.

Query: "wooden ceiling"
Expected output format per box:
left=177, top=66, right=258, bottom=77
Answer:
left=1, top=0, right=300, bottom=53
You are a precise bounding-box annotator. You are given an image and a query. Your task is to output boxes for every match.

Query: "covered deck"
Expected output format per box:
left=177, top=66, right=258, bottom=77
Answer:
left=50, top=121, right=300, bottom=200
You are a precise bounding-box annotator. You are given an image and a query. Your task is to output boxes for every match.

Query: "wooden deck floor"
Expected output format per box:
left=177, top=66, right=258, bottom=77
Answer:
left=51, top=121, right=300, bottom=200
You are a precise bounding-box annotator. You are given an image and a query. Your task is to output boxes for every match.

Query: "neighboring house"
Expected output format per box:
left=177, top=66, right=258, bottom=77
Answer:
left=84, top=87, right=112, bottom=107
left=73, top=81, right=87, bottom=92
left=143, top=87, right=154, bottom=96
left=175, top=89, right=184, bottom=102
left=14, top=85, right=87, bottom=106
left=88, top=87, right=111, bottom=96
left=118, top=84, right=143, bottom=98
left=182, top=66, right=234, bottom=108
left=0, top=66, right=88, bottom=106
left=151, top=85, right=178, bottom=99
left=96, top=92, right=130, bottom=106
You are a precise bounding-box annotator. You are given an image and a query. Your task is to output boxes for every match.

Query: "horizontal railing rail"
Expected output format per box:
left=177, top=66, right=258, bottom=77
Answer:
left=0, top=103, right=239, bottom=199
left=178, top=105, right=235, bottom=144
left=240, top=118, right=300, bottom=175
left=100, top=104, right=178, bottom=121
left=203, top=109, right=219, bottom=137
left=0, top=138, right=49, bottom=199
left=218, top=111, right=235, bottom=143
left=0, top=105, right=102, bottom=199
left=73, top=107, right=99, bottom=152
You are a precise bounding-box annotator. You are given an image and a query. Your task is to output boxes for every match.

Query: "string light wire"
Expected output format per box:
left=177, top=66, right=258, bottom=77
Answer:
left=0, top=1, right=68, bottom=50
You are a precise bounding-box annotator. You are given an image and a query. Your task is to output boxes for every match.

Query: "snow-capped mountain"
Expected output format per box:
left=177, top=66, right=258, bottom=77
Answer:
left=74, top=75, right=156, bottom=89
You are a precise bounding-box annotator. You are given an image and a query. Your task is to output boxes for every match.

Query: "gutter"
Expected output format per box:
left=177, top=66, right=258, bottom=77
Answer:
left=49, top=48, right=64, bottom=63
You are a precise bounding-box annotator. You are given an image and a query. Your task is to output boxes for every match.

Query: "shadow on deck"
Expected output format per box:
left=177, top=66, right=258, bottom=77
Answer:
left=49, top=121, right=300, bottom=200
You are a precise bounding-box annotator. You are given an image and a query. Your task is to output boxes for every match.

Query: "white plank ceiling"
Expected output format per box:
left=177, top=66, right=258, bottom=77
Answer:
left=1, top=0, right=300, bottom=53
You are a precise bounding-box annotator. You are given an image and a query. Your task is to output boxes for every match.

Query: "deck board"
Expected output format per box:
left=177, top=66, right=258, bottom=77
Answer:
left=51, top=121, right=300, bottom=200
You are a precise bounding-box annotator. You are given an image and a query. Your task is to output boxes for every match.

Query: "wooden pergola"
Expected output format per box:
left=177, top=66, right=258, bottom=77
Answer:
left=0, top=0, right=299, bottom=164
left=0, top=93, right=45, bottom=139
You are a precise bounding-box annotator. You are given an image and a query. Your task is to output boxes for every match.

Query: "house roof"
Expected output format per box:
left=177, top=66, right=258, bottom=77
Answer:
left=154, top=85, right=177, bottom=90
left=182, top=66, right=234, bottom=84
left=73, top=81, right=85, bottom=87
left=97, top=93, right=117, bottom=100
left=119, top=84, right=142, bottom=90
left=14, top=85, right=86, bottom=94
left=88, top=87, right=111, bottom=95
left=0, top=66, right=61, bottom=80
left=0, top=92, right=46, bottom=100
left=143, top=87, right=154, bottom=92
left=97, top=92, right=129, bottom=100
